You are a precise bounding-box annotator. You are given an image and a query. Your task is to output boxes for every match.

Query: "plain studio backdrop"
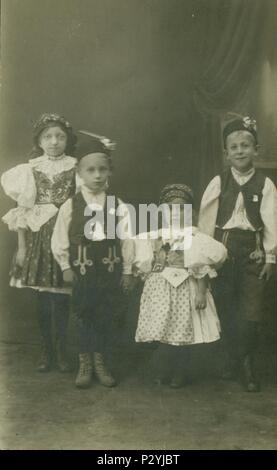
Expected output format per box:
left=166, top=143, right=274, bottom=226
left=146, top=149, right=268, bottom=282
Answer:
left=0, top=0, right=277, bottom=347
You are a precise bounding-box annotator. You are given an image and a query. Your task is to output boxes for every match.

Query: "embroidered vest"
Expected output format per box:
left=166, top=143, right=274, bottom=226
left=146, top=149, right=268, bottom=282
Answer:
left=216, top=169, right=266, bottom=230
left=33, top=167, right=76, bottom=208
left=68, top=192, right=122, bottom=276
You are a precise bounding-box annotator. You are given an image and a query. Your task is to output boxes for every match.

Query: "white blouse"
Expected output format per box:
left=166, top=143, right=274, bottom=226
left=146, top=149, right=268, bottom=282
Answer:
left=1, top=154, right=78, bottom=232
left=132, top=227, right=228, bottom=283
left=198, top=167, right=277, bottom=263
left=51, top=186, right=135, bottom=274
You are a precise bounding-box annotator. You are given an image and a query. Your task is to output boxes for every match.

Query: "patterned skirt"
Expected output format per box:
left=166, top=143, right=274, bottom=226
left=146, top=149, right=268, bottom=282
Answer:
left=135, top=273, right=221, bottom=346
left=10, top=215, right=70, bottom=294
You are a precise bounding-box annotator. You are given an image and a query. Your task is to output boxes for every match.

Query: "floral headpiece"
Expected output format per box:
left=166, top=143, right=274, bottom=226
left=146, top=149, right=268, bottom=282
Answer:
left=159, top=183, right=194, bottom=204
left=30, top=113, right=77, bottom=157
left=33, top=113, right=72, bottom=133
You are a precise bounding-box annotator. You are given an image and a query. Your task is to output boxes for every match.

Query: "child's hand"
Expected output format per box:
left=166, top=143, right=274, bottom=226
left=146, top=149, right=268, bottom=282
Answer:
left=121, top=274, right=136, bottom=294
left=259, top=263, right=273, bottom=281
left=63, top=268, right=76, bottom=284
left=15, top=248, right=26, bottom=268
left=195, top=291, right=207, bottom=310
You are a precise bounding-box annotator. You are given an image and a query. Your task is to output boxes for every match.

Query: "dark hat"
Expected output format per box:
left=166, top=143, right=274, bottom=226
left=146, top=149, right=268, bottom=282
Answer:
left=159, top=184, right=194, bottom=205
left=76, top=130, right=116, bottom=160
left=223, top=116, right=258, bottom=148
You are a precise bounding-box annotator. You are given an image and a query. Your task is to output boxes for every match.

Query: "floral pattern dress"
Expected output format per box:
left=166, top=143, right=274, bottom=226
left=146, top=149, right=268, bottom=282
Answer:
left=134, top=227, right=227, bottom=346
left=1, top=154, right=77, bottom=294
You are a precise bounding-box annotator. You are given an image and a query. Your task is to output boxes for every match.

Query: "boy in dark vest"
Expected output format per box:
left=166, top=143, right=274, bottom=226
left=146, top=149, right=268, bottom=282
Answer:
left=52, top=131, right=134, bottom=388
left=199, top=117, right=277, bottom=392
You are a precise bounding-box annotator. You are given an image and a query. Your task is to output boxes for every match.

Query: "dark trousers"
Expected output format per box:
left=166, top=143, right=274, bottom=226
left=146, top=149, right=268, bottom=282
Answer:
left=214, top=228, right=265, bottom=359
left=72, top=266, right=125, bottom=356
left=37, top=292, right=70, bottom=346
left=74, top=280, right=124, bottom=356
left=77, top=310, right=116, bottom=355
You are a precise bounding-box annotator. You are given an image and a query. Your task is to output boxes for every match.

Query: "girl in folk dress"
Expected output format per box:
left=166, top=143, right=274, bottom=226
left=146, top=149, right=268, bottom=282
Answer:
left=134, top=184, right=227, bottom=387
left=1, top=113, right=77, bottom=372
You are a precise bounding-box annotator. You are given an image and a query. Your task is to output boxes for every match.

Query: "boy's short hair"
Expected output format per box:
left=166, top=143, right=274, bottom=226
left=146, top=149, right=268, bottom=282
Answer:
left=223, top=117, right=258, bottom=148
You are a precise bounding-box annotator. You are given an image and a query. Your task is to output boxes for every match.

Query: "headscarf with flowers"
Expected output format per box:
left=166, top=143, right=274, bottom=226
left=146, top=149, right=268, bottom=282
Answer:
left=31, top=113, right=77, bottom=157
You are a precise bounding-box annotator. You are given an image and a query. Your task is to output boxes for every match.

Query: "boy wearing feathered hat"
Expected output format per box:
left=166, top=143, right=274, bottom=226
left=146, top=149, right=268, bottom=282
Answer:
left=51, top=131, right=134, bottom=389
left=199, top=116, right=277, bottom=392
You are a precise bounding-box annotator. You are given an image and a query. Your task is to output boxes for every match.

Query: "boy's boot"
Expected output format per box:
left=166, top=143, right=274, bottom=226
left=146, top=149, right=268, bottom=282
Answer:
left=75, top=353, right=93, bottom=388
left=241, top=354, right=260, bottom=392
left=37, top=335, right=54, bottom=372
left=93, top=352, right=117, bottom=387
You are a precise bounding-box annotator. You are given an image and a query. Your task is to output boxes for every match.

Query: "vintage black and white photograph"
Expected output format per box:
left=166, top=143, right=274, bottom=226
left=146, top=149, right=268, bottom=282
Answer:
left=0, top=0, right=277, bottom=451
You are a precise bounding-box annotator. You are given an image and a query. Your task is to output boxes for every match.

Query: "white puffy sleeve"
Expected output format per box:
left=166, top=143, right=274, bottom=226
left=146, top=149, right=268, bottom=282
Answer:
left=51, top=199, right=73, bottom=271
left=116, top=198, right=136, bottom=275
left=1, top=163, right=37, bottom=231
left=121, top=238, right=136, bottom=275
left=260, top=177, right=277, bottom=263
left=198, top=175, right=221, bottom=237
left=132, top=234, right=155, bottom=279
left=184, top=231, right=228, bottom=279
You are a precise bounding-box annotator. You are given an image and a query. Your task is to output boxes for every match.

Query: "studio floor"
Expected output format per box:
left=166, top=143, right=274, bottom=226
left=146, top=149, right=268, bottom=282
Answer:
left=1, top=339, right=277, bottom=450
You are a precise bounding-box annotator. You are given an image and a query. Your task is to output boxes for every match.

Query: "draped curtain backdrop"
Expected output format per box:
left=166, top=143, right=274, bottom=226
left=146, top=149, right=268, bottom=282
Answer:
left=0, top=0, right=276, bottom=335
left=192, top=0, right=268, bottom=200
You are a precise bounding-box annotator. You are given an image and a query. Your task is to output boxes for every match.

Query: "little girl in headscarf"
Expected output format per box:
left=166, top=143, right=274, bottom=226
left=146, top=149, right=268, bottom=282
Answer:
left=133, top=184, right=227, bottom=387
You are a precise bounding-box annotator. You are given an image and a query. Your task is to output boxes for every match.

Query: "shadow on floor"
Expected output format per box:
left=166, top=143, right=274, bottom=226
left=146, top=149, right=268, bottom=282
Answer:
left=1, top=339, right=277, bottom=450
